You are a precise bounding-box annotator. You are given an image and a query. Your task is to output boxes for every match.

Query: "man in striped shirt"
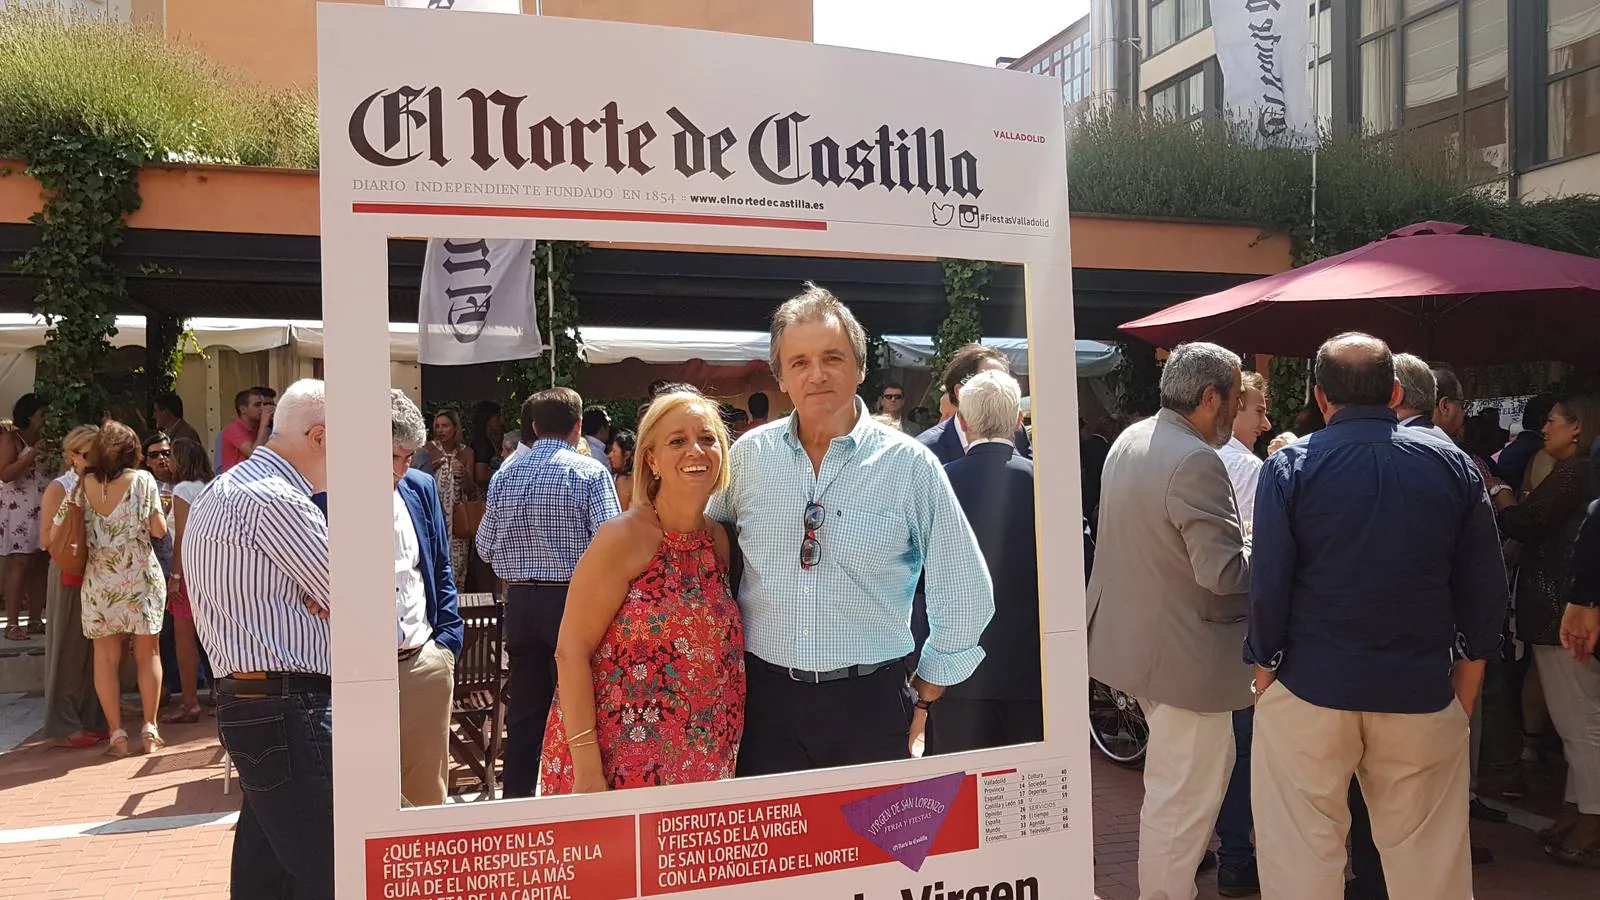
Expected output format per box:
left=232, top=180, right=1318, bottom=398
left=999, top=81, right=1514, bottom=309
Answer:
left=476, top=387, right=620, bottom=797
left=186, top=378, right=333, bottom=900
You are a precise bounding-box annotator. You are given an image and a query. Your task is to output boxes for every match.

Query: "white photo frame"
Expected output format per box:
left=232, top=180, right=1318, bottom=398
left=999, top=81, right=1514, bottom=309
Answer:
left=317, top=5, right=1088, bottom=897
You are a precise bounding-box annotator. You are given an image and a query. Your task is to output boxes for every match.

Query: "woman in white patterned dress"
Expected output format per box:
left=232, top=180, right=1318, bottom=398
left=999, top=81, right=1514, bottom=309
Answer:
left=0, top=394, right=52, bottom=641
left=424, top=409, right=476, bottom=580
left=70, top=421, right=168, bottom=756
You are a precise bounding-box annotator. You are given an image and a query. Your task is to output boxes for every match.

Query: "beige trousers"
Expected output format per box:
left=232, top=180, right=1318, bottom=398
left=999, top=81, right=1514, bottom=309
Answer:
left=1533, top=644, right=1600, bottom=814
left=1253, top=681, right=1472, bottom=900
left=1136, top=698, right=1236, bottom=900
left=398, top=641, right=456, bottom=807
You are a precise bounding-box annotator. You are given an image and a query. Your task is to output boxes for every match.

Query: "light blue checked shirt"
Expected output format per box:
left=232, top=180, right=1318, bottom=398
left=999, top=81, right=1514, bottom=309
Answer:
left=476, top=439, right=620, bottom=582
left=709, top=401, right=993, bottom=686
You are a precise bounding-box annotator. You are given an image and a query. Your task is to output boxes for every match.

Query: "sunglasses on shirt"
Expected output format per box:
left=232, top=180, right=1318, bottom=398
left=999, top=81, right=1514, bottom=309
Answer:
left=801, top=500, right=826, bottom=569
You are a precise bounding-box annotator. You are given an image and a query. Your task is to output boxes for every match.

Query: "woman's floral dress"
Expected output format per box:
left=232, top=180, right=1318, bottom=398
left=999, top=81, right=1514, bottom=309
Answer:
left=540, top=529, right=745, bottom=792
left=65, top=470, right=167, bottom=639
left=0, top=435, right=49, bottom=555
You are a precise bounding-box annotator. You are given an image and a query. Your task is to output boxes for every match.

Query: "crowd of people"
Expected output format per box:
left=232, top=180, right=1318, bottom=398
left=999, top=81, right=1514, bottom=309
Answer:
left=1088, top=334, right=1600, bottom=900
left=13, top=289, right=1599, bottom=900
left=102, top=283, right=1046, bottom=898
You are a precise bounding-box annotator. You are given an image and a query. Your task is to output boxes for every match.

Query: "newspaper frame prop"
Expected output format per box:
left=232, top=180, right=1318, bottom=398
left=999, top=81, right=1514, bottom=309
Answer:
left=319, top=5, right=1087, bottom=897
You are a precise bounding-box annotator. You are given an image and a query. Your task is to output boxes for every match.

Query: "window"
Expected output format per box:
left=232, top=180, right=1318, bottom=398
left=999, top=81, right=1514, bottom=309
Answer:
left=1356, top=1, right=1510, bottom=181
left=1547, top=0, right=1600, bottom=160
left=1147, top=67, right=1207, bottom=127
left=1310, top=1, right=1334, bottom=135
left=1148, top=0, right=1208, bottom=55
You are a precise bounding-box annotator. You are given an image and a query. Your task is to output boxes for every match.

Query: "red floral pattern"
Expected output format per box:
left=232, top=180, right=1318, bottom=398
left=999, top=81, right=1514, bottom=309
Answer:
left=541, top=529, right=745, bottom=792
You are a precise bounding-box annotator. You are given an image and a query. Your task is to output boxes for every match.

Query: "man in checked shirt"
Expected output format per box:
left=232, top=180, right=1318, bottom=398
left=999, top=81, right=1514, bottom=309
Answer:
left=476, top=387, right=620, bottom=797
left=710, top=283, right=993, bottom=775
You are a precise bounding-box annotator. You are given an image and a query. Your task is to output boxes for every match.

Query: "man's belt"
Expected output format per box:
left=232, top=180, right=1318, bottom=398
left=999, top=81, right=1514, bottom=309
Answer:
left=751, top=655, right=906, bottom=684
left=506, top=581, right=570, bottom=588
left=216, top=672, right=332, bottom=696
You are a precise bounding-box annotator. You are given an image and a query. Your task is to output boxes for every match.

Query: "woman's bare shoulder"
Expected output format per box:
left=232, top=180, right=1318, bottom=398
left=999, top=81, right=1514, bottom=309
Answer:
left=589, top=508, right=663, bottom=568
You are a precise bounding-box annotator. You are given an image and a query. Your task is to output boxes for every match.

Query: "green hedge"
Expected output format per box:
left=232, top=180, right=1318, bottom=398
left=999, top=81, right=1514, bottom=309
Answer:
left=0, top=8, right=317, bottom=168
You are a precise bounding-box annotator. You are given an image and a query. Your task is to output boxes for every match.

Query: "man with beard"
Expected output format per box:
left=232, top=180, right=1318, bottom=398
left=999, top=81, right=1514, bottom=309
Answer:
left=1087, top=341, right=1251, bottom=900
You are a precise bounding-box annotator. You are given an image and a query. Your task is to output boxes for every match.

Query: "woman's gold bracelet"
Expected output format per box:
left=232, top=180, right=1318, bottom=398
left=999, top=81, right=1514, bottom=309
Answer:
left=566, top=727, right=595, bottom=744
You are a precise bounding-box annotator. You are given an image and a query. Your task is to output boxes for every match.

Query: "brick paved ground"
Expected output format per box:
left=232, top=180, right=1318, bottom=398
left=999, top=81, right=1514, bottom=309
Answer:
left=0, top=723, right=1594, bottom=898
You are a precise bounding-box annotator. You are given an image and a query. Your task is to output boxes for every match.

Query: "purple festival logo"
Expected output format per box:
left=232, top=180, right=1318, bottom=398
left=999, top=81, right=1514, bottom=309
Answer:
left=840, top=773, right=965, bottom=872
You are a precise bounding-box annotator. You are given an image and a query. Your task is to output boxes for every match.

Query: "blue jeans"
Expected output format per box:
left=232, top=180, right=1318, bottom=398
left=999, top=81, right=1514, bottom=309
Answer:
left=216, top=690, right=334, bottom=900
left=1215, top=706, right=1255, bottom=870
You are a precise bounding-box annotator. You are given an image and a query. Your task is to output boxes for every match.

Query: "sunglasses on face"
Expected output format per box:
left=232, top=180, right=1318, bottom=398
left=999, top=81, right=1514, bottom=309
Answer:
left=801, top=500, right=826, bottom=569
left=882, top=393, right=903, bottom=401
left=147, top=450, right=172, bottom=459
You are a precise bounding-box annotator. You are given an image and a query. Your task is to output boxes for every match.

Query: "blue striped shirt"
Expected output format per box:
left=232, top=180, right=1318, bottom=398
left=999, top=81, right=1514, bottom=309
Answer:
left=185, top=447, right=331, bottom=676
left=475, top=439, right=619, bottom=582
left=708, top=402, right=994, bottom=686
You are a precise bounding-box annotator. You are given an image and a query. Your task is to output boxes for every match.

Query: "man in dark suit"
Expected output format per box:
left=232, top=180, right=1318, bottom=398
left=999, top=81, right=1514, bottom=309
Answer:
left=926, top=369, right=1042, bottom=754
left=917, top=343, right=1032, bottom=464
left=390, top=390, right=464, bottom=807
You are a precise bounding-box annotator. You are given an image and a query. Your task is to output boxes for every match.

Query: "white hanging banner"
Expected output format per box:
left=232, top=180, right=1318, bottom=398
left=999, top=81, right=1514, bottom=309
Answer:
left=417, top=237, right=541, bottom=365
left=392, top=0, right=536, bottom=367
left=1212, top=0, right=1313, bottom=144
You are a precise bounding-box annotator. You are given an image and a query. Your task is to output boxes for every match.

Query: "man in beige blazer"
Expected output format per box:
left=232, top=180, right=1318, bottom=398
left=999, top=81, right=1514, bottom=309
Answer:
left=1088, top=341, right=1252, bottom=900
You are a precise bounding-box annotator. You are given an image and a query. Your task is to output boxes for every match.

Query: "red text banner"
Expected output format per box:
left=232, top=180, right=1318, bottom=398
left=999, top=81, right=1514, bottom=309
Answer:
left=365, top=815, right=636, bottom=900
left=639, top=777, right=980, bottom=895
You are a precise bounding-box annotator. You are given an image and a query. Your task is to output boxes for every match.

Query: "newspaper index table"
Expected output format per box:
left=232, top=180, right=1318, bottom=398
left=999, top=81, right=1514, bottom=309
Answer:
left=979, top=765, right=1070, bottom=843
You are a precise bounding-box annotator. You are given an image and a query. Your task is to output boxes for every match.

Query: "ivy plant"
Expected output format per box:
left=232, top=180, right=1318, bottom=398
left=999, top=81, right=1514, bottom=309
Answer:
left=498, top=241, right=588, bottom=430
left=925, top=259, right=992, bottom=406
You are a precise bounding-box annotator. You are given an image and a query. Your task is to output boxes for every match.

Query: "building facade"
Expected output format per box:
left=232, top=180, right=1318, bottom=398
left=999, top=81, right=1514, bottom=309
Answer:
left=10, top=0, right=813, bottom=91
left=1007, top=15, right=1100, bottom=116
left=1128, top=0, right=1600, bottom=200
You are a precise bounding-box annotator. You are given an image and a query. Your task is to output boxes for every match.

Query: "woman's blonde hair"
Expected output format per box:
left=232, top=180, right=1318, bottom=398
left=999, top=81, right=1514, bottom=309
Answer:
left=633, top=389, right=731, bottom=509
left=62, top=424, right=99, bottom=456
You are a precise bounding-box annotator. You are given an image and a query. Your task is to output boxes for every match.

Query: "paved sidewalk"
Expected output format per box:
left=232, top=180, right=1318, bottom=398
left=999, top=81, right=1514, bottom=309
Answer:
left=0, top=725, right=1593, bottom=898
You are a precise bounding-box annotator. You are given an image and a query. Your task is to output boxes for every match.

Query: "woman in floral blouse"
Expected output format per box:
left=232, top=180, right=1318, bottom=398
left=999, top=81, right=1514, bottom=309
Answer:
left=70, top=421, right=169, bottom=757
left=541, top=389, right=744, bottom=793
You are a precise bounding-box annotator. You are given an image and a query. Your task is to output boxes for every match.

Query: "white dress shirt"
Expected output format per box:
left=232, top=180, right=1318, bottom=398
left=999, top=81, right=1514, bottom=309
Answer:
left=393, top=491, right=431, bottom=651
left=1217, top=436, right=1263, bottom=530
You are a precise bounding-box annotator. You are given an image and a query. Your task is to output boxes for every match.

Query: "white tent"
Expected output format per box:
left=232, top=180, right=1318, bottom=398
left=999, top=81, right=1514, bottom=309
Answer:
left=0, top=315, right=1121, bottom=376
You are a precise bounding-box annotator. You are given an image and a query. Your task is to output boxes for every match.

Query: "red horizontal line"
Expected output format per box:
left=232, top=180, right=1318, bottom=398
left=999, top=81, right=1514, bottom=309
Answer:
left=351, top=202, right=828, bottom=231
left=982, top=768, right=1018, bottom=777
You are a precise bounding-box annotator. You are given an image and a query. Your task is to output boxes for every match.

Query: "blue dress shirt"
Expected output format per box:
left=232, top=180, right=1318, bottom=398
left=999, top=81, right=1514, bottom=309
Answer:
left=708, top=401, right=994, bottom=687
left=1246, top=406, right=1507, bottom=714
left=475, top=439, right=619, bottom=582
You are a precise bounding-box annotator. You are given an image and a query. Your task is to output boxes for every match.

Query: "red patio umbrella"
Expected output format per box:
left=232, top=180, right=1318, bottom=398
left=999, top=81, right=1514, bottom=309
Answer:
left=1119, top=221, right=1600, bottom=365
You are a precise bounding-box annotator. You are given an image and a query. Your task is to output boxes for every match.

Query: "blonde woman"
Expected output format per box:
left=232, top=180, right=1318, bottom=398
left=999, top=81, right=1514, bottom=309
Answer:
left=541, top=390, right=744, bottom=793
left=38, top=425, right=107, bottom=749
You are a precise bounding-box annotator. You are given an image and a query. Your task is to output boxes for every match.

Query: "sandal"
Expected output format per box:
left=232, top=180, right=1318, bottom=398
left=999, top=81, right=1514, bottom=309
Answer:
left=161, top=704, right=201, bottom=725
left=105, top=729, right=130, bottom=758
left=140, top=723, right=164, bottom=754
left=26, top=621, right=44, bottom=635
left=52, top=730, right=105, bottom=750
left=3, top=625, right=27, bottom=641
left=1544, top=841, right=1600, bottom=869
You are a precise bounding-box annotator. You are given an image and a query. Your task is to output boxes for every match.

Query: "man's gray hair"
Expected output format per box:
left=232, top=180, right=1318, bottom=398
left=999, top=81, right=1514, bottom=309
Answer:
left=1159, top=342, right=1241, bottom=414
left=768, top=282, right=868, bottom=376
left=959, top=369, right=1023, bottom=441
left=1394, top=353, right=1436, bottom=413
left=391, top=389, right=426, bottom=451
left=502, top=429, right=522, bottom=451
left=270, top=378, right=325, bottom=444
